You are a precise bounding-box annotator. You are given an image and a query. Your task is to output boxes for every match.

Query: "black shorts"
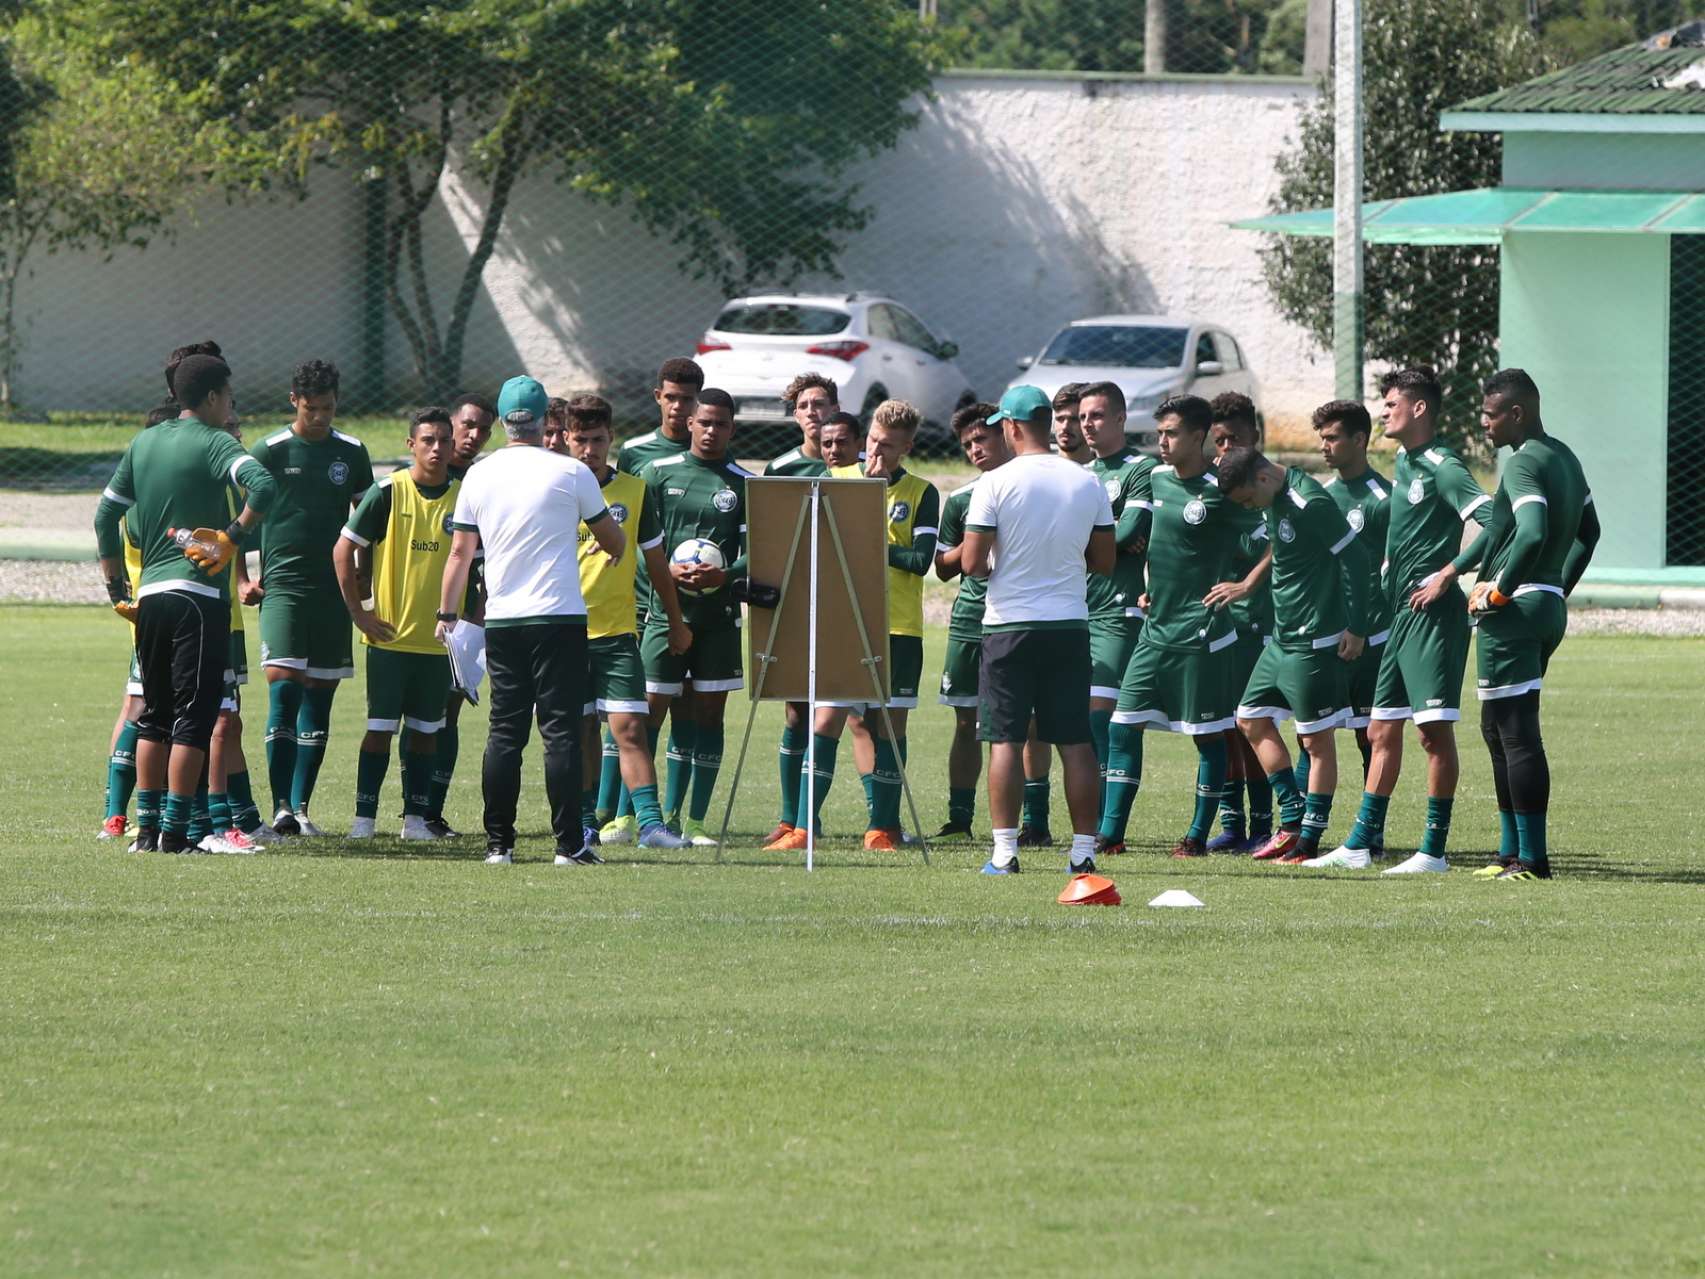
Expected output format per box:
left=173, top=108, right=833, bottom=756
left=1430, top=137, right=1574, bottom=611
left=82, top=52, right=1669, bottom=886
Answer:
left=978, top=625, right=1091, bottom=745
left=135, top=589, right=230, bottom=751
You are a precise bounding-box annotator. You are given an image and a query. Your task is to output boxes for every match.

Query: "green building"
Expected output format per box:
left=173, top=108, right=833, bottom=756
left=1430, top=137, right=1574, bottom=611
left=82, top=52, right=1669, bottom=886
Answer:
left=1238, top=35, right=1705, bottom=584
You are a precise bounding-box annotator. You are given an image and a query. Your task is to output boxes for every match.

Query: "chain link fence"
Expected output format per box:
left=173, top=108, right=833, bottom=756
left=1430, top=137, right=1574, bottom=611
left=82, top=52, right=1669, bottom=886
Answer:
left=0, top=0, right=1696, bottom=583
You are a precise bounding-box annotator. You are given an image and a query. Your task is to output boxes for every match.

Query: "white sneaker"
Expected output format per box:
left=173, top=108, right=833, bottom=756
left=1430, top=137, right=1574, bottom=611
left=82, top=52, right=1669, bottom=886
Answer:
left=348, top=816, right=377, bottom=839
left=399, top=815, right=436, bottom=841
left=1300, top=845, right=1373, bottom=869
left=484, top=849, right=513, bottom=865
left=294, top=811, right=328, bottom=838
left=1382, top=852, right=1449, bottom=875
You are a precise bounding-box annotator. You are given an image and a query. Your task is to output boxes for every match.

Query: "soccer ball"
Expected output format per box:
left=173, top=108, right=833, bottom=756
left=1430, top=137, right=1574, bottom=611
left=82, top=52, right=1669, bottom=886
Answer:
left=670, top=538, right=726, bottom=596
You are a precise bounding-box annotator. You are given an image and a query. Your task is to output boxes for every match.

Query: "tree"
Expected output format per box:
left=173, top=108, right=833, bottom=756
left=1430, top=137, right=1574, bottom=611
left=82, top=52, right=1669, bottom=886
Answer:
left=1257, top=0, right=1545, bottom=450
left=0, top=22, right=228, bottom=409
left=50, top=0, right=941, bottom=401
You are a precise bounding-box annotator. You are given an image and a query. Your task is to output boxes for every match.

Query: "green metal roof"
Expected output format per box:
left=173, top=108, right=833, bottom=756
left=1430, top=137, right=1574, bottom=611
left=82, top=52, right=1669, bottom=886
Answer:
left=1231, top=187, right=1705, bottom=244
left=1449, top=42, right=1705, bottom=116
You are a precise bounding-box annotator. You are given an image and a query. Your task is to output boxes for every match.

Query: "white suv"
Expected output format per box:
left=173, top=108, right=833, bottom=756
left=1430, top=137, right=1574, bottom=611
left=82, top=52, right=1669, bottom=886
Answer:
left=694, top=293, right=977, bottom=452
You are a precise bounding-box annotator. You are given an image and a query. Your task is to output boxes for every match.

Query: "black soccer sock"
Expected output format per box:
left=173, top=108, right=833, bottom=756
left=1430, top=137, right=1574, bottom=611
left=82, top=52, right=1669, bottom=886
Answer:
left=1487, top=692, right=1550, bottom=871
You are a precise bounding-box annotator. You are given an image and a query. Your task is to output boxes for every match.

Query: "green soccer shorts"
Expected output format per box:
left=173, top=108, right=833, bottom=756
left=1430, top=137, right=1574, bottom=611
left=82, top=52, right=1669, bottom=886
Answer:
left=1474, top=588, right=1566, bottom=702
left=1236, top=641, right=1350, bottom=735
left=226, top=627, right=248, bottom=687
left=642, top=621, right=743, bottom=695
left=259, top=586, right=355, bottom=681
left=1090, top=618, right=1142, bottom=702
left=1112, top=630, right=1237, bottom=735
left=365, top=646, right=452, bottom=733
left=1371, top=595, right=1470, bottom=725
left=939, top=634, right=982, bottom=708
left=1345, top=632, right=1386, bottom=728
left=587, top=633, right=649, bottom=716
left=125, top=645, right=143, bottom=697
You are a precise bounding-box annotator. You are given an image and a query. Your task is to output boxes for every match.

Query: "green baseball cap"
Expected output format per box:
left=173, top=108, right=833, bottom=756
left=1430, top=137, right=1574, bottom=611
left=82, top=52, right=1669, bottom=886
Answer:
left=496, top=375, right=549, bottom=426
left=987, top=384, right=1050, bottom=426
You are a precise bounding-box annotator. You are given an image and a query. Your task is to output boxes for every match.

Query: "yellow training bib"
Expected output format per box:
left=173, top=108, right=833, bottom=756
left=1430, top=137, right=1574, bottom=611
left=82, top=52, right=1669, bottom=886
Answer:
left=580, top=469, right=647, bottom=640
left=369, top=471, right=461, bottom=654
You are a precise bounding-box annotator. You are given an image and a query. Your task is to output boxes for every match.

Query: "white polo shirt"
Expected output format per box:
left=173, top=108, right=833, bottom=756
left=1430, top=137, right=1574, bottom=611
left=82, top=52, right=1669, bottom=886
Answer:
left=965, top=452, right=1114, bottom=628
left=450, top=445, right=609, bottom=624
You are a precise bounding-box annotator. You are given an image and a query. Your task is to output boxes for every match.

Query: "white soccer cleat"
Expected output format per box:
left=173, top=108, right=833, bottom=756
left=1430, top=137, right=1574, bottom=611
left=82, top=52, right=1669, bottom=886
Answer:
left=348, top=816, right=377, bottom=839
left=217, top=828, right=260, bottom=854
left=599, top=816, right=636, bottom=845
left=484, top=849, right=513, bottom=865
left=1383, top=852, right=1449, bottom=875
left=399, top=815, right=437, bottom=841
left=1300, top=845, right=1373, bottom=870
left=196, top=833, right=225, bottom=853
left=293, top=811, right=328, bottom=838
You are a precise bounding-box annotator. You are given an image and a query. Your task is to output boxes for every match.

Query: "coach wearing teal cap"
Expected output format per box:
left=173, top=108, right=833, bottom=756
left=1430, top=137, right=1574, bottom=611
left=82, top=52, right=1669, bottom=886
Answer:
left=437, top=375, right=627, bottom=865
left=960, top=385, right=1115, bottom=876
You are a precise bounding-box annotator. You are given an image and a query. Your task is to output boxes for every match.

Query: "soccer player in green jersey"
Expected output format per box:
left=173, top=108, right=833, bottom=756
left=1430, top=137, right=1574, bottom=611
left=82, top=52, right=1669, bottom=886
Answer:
left=638, top=388, right=750, bottom=845
left=1079, top=383, right=1156, bottom=855
left=932, top=402, right=1004, bottom=840
left=1313, top=401, right=1394, bottom=789
left=1052, top=383, right=1093, bottom=464
left=1100, top=394, right=1248, bottom=858
left=1217, top=446, right=1372, bottom=866
left=422, top=391, right=495, bottom=837
left=759, top=373, right=837, bottom=846
left=94, top=354, right=277, bottom=854
left=247, top=359, right=375, bottom=836
left=1465, top=369, right=1599, bottom=880
left=1334, top=367, right=1494, bottom=875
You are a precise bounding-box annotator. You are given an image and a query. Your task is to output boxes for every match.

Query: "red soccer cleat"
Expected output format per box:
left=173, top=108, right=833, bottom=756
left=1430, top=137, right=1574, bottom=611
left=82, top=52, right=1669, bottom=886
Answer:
left=1251, top=829, right=1299, bottom=861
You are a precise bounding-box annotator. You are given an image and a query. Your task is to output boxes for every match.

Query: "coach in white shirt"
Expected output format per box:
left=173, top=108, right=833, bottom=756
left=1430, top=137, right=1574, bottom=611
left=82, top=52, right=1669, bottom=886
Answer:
left=438, top=375, right=624, bottom=865
left=961, top=385, right=1115, bottom=876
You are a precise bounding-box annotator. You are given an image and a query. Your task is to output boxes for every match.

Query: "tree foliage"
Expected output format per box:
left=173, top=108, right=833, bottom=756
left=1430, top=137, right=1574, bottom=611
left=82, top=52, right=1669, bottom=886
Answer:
left=1257, top=0, right=1545, bottom=451
left=47, top=0, right=941, bottom=400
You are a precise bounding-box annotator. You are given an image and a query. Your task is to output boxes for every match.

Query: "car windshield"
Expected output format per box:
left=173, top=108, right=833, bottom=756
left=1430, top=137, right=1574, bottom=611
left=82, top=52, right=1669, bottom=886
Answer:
left=714, top=304, right=850, bottom=336
left=1039, top=325, right=1189, bottom=368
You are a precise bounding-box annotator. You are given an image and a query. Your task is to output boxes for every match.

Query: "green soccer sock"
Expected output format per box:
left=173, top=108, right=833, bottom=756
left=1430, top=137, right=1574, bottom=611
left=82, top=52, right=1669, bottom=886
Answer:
left=1498, top=809, right=1520, bottom=860
left=136, top=787, right=163, bottom=835
left=859, top=769, right=875, bottom=817
left=1268, top=769, right=1304, bottom=829
left=265, top=680, right=304, bottom=813
left=870, top=737, right=902, bottom=832
left=1217, top=777, right=1247, bottom=837
left=688, top=725, right=723, bottom=823
left=795, top=734, right=839, bottom=830
left=226, top=769, right=262, bottom=833
left=664, top=720, right=696, bottom=821
left=622, top=725, right=661, bottom=821
left=402, top=751, right=433, bottom=818
left=207, top=790, right=233, bottom=834
left=162, top=791, right=193, bottom=839
left=630, top=783, right=664, bottom=832
left=1245, top=772, right=1274, bottom=839
left=1293, top=749, right=1311, bottom=797
left=1022, top=777, right=1050, bottom=832
left=1514, top=810, right=1548, bottom=871
left=355, top=748, right=389, bottom=819
left=1419, top=796, right=1453, bottom=857
left=778, top=723, right=807, bottom=827
left=1298, top=791, right=1333, bottom=854
left=1098, top=723, right=1144, bottom=842
left=595, top=728, right=621, bottom=825
left=290, top=685, right=336, bottom=812
left=1346, top=791, right=1390, bottom=851
left=188, top=784, right=210, bottom=843
left=948, top=786, right=976, bottom=829
left=105, top=719, right=140, bottom=820
left=428, top=722, right=458, bottom=820
left=1187, top=738, right=1228, bottom=843
left=581, top=784, right=599, bottom=832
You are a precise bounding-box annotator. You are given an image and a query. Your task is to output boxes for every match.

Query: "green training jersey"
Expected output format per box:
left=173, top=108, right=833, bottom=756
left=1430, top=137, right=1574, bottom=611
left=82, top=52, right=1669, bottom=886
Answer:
left=938, top=480, right=985, bottom=642
left=764, top=447, right=829, bottom=477
left=95, top=416, right=275, bottom=601
left=1143, top=465, right=1244, bottom=651
left=1482, top=434, right=1592, bottom=595
left=1324, top=467, right=1394, bottom=638
left=640, top=451, right=750, bottom=631
left=1087, top=450, right=1156, bottom=624
left=617, top=427, right=693, bottom=477
left=1264, top=467, right=1371, bottom=651
left=248, top=426, right=374, bottom=594
left=1225, top=504, right=1275, bottom=638
left=1385, top=441, right=1490, bottom=601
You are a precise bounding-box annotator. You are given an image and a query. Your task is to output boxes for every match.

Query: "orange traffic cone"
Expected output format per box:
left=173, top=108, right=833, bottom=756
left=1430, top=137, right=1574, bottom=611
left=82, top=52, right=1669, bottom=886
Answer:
left=1057, top=873, right=1121, bottom=906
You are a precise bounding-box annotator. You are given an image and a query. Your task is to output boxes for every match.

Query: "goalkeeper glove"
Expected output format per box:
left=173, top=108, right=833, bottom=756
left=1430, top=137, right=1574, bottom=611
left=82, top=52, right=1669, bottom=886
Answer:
left=729, top=576, right=780, bottom=609
left=106, top=576, right=137, bottom=623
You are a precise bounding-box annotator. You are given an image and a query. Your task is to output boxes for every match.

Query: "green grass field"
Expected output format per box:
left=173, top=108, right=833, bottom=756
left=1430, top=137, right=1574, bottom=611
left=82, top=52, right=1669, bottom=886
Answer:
left=4, top=605, right=1703, bottom=1275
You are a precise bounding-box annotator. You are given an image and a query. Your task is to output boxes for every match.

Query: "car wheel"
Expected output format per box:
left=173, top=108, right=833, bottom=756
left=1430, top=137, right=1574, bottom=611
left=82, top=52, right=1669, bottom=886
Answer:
left=954, top=388, right=977, bottom=410
left=859, top=384, right=889, bottom=423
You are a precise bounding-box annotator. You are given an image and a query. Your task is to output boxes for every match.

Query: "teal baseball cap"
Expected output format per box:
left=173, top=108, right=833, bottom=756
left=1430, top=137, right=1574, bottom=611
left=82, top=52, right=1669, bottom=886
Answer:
left=987, top=384, right=1050, bottom=426
left=496, top=375, right=549, bottom=426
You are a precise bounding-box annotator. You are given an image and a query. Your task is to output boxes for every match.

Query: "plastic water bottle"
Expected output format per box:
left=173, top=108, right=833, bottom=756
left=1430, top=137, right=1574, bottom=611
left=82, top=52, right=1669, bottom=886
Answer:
left=168, top=527, right=218, bottom=558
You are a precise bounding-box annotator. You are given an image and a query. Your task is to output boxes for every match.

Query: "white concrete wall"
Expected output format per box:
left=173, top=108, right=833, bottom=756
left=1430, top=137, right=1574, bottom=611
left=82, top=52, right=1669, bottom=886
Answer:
left=10, top=72, right=1330, bottom=425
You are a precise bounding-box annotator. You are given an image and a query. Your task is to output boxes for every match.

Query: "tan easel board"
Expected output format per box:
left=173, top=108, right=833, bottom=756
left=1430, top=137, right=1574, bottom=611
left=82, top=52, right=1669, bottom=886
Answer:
left=743, top=476, right=889, bottom=704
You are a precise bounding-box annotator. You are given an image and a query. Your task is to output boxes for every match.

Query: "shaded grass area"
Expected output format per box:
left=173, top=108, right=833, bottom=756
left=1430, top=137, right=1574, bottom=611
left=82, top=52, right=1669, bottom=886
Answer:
left=2, top=606, right=1703, bottom=1275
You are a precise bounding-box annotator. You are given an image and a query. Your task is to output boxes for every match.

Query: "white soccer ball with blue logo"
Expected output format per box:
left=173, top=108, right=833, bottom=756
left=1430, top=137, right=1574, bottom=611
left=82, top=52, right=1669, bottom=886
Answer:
left=671, top=537, right=726, bottom=595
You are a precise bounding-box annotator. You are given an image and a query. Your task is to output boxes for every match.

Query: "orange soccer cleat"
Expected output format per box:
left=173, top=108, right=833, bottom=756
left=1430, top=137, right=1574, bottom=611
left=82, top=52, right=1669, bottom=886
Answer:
left=862, top=828, right=901, bottom=852
left=765, top=826, right=809, bottom=852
